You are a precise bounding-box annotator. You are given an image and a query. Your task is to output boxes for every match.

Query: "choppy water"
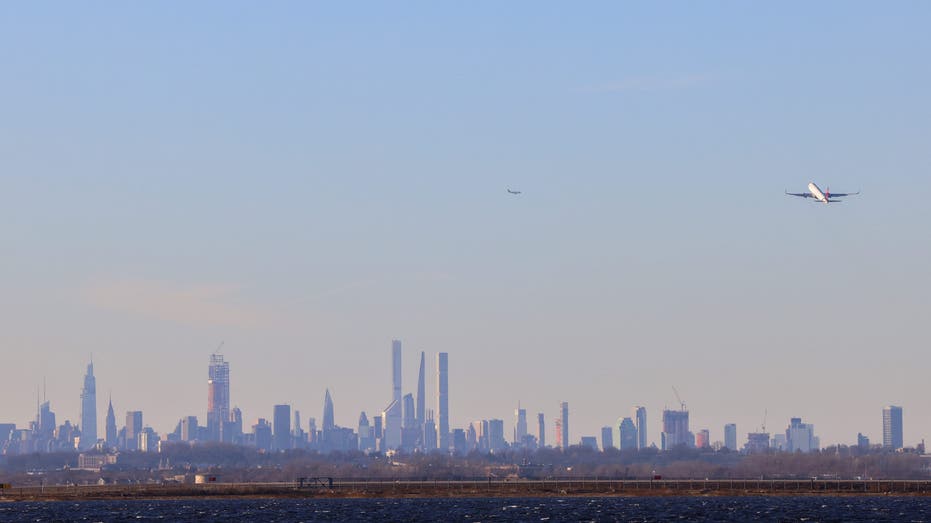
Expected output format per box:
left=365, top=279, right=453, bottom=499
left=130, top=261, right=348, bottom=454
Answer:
left=2, top=496, right=931, bottom=522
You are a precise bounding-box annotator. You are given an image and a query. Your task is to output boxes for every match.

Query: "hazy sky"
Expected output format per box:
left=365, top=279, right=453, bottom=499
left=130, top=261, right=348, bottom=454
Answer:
left=2, top=2, right=930, bottom=448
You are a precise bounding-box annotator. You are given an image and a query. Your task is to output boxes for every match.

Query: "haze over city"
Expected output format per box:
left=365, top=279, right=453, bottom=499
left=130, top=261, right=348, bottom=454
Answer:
left=2, top=2, right=931, bottom=450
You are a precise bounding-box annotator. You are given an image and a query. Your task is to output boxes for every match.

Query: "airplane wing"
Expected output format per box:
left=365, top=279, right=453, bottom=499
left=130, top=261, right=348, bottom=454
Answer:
left=785, top=191, right=813, bottom=198
left=826, top=191, right=859, bottom=197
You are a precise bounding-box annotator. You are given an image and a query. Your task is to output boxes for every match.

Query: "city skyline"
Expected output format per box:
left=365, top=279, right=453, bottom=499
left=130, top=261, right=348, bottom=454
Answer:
left=3, top=2, right=930, bottom=449
left=1, top=346, right=921, bottom=455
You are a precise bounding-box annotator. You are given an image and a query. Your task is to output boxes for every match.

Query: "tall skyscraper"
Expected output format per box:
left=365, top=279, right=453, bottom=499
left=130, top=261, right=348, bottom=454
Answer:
left=273, top=404, right=291, bottom=450
left=633, top=406, right=647, bottom=449
left=436, top=352, right=449, bottom=451
left=488, top=419, right=505, bottom=452
left=79, top=361, right=97, bottom=450
left=537, top=413, right=545, bottom=448
left=416, top=351, right=426, bottom=428
left=883, top=405, right=903, bottom=450
left=559, top=402, right=569, bottom=450
left=125, top=411, right=143, bottom=451
left=423, top=410, right=437, bottom=451
left=696, top=428, right=710, bottom=448
left=724, top=423, right=737, bottom=451
left=207, top=354, right=230, bottom=443
left=382, top=341, right=404, bottom=451
left=785, top=417, right=817, bottom=453
left=514, top=404, right=527, bottom=444
left=105, top=396, right=117, bottom=448
left=661, top=409, right=690, bottom=450
left=392, top=340, right=402, bottom=403
left=618, top=417, right=637, bottom=450
left=600, top=426, right=614, bottom=451
left=323, top=390, right=335, bottom=432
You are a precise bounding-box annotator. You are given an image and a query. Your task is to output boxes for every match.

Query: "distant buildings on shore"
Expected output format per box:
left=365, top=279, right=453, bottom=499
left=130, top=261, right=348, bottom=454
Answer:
left=0, top=349, right=920, bottom=458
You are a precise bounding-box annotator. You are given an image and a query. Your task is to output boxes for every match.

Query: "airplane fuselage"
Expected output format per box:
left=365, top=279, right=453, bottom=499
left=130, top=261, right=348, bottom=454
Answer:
left=807, top=182, right=829, bottom=203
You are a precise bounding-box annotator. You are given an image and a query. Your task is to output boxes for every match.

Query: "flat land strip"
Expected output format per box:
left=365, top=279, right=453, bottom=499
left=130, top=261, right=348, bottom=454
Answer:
left=3, top=479, right=931, bottom=501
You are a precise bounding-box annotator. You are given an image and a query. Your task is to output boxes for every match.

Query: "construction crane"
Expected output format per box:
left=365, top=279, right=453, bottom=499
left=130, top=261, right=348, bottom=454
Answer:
left=214, top=340, right=225, bottom=354
left=761, top=409, right=767, bottom=433
left=672, top=386, right=687, bottom=412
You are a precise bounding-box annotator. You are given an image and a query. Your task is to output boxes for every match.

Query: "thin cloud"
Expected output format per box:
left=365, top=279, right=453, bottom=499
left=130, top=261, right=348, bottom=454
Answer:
left=83, top=278, right=275, bottom=328
left=577, top=73, right=711, bottom=93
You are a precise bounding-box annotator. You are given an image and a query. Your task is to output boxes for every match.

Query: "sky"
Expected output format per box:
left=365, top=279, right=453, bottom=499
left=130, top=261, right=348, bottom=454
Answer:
left=2, top=2, right=930, bottom=448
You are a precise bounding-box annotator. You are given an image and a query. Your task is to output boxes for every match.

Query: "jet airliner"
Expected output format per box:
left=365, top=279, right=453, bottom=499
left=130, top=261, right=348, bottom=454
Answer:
left=507, top=188, right=522, bottom=195
left=786, top=182, right=859, bottom=204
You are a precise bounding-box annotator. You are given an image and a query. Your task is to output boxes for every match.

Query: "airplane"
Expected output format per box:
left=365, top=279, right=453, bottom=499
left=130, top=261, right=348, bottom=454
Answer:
left=785, top=182, right=859, bottom=204
left=507, top=188, right=522, bottom=195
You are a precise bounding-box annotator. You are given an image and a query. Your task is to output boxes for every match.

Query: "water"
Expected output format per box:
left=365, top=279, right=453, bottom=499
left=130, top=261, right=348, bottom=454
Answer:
left=1, top=496, right=930, bottom=522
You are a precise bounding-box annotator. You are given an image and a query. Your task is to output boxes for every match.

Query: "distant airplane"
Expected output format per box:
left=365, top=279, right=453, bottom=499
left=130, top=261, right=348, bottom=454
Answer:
left=786, top=182, right=859, bottom=204
left=507, top=188, right=522, bottom=195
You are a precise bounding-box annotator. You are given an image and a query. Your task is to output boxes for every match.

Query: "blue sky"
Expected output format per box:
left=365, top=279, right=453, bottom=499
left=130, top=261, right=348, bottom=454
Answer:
left=2, top=2, right=930, bottom=447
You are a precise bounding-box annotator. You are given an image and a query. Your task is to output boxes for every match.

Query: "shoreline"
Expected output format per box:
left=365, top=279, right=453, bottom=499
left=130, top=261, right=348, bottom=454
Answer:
left=3, top=479, right=931, bottom=502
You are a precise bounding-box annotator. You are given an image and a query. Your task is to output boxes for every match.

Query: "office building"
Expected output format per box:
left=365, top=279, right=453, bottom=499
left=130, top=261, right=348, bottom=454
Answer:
left=537, top=413, right=546, bottom=448
left=105, top=397, right=117, bottom=448
left=883, top=405, right=903, bottom=450
left=207, top=354, right=230, bottom=443
left=423, top=410, right=437, bottom=451
left=559, top=402, right=569, bottom=450
left=633, top=406, right=647, bottom=449
left=745, top=432, right=770, bottom=453
left=392, top=340, right=402, bottom=403
left=618, top=417, right=637, bottom=450
left=858, top=432, right=870, bottom=450
left=696, top=428, right=710, bottom=449
left=253, top=418, right=272, bottom=451
left=323, top=390, right=335, bottom=433
left=724, top=423, right=737, bottom=451
left=273, top=404, right=291, bottom=450
left=488, top=419, right=506, bottom=452
left=580, top=436, right=598, bottom=451
left=181, top=416, right=198, bottom=441
left=786, top=417, right=817, bottom=453
left=79, top=361, right=97, bottom=450
left=600, top=426, right=614, bottom=451
left=514, top=404, right=527, bottom=444
left=436, top=352, right=449, bottom=451
left=416, top=351, right=425, bottom=429
left=125, top=411, right=143, bottom=451
left=661, top=409, right=690, bottom=450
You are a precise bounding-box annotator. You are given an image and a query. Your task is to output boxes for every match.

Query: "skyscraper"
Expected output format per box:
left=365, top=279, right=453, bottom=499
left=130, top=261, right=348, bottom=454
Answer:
left=724, top=423, right=737, bottom=451
left=661, top=409, right=690, bottom=450
left=883, top=405, right=903, bottom=450
left=633, top=406, right=647, bottom=449
left=559, top=402, right=569, bottom=450
left=436, top=352, right=449, bottom=451
left=600, top=426, right=614, bottom=451
left=105, top=396, right=117, bottom=448
left=488, top=419, right=505, bottom=452
left=273, top=404, right=291, bottom=450
left=416, top=351, right=425, bottom=428
left=514, top=404, right=527, bottom=444
left=618, top=417, right=637, bottom=450
left=696, top=428, right=710, bottom=448
left=785, top=417, right=817, bottom=453
left=537, top=413, right=545, bottom=448
left=207, top=353, right=230, bottom=443
left=323, top=390, right=335, bottom=432
left=125, top=411, right=143, bottom=451
left=392, top=340, right=402, bottom=403
left=79, top=360, right=97, bottom=450
left=423, top=410, right=437, bottom=451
